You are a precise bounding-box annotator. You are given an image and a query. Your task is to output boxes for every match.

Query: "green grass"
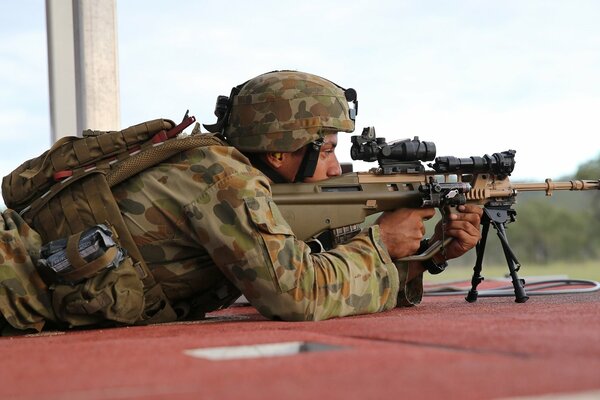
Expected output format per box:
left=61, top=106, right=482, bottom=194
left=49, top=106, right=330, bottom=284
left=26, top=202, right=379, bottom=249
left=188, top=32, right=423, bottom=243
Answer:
left=425, top=260, right=600, bottom=283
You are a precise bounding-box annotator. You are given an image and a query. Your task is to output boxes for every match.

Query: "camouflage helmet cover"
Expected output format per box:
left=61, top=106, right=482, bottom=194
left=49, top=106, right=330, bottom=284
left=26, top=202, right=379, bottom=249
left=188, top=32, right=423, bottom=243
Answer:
left=223, top=70, right=356, bottom=152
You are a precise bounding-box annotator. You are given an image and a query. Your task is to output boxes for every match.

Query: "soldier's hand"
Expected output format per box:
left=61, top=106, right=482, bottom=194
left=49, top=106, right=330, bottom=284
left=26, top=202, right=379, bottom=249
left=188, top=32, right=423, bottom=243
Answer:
left=430, top=204, right=483, bottom=260
left=376, top=208, right=436, bottom=260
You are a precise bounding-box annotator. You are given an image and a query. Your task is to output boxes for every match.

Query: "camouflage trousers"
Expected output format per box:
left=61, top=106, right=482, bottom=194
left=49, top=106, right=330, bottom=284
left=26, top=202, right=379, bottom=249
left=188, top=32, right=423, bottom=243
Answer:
left=0, top=209, right=56, bottom=333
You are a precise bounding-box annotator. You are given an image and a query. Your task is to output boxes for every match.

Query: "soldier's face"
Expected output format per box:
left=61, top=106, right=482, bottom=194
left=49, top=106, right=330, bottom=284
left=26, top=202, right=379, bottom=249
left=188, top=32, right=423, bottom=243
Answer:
left=277, top=133, right=342, bottom=182
left=302, top=133, right=341, bottom=182
left=269, top=133, right=341, bottom=183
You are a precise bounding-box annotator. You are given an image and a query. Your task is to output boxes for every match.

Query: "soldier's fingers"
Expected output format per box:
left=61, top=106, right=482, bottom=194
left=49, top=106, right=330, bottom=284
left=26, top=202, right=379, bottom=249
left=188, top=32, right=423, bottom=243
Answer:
left=449, top=210, right=481, bottom=226
left=445, top=229, right=480, bottom=249
left=457, top=204, right=483, bottom=217
left=445, top=220, right=481, bottom=238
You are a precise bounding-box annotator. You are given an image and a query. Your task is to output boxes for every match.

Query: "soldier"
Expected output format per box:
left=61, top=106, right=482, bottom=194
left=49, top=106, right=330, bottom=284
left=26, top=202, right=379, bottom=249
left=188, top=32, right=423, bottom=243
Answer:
left=111, top=70, right=482, bottom=321
left=0, top=70, right=482, bottom=333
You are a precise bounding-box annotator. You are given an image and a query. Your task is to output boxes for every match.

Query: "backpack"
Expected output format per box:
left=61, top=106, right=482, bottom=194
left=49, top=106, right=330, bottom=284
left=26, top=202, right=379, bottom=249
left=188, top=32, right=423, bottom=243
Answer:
left=1, top=112, right=226, bottom=329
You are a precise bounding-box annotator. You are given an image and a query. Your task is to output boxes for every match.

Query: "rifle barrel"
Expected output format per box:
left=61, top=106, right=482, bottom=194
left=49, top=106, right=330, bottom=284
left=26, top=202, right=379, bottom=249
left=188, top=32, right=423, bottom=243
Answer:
left=513, top=179, right=600, bottom=195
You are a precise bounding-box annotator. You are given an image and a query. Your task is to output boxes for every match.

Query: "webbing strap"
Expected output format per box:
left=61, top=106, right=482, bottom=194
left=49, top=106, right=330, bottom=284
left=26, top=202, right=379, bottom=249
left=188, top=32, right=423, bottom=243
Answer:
left=107, top=134, right=226, bottom=187
left=65, top=231, right=86, bottom=269
left=83, top=177, right=109, bottom=224
left=18, top=136, right=77, bottom=180
left=59, top=186, right=85, bottom=234
left=97, top=133, right=115, bottom=154
left=80, top=176, right=155, bottom=286
left=22, top=169, right=104, bottom=223
left=63, top=241, right=119, bottom=282
left=66, top=292, right=112, bottom=315
left=73, top=138, right=91, bottom=164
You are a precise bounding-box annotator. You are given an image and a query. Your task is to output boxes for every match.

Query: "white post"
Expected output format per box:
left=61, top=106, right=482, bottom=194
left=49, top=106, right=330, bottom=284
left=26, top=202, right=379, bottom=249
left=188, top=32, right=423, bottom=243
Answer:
left=46, top=0, right=78, bottom=141
left=73, top=0, right=120, bottom=133
left=46, top=0, right=120, bottom=142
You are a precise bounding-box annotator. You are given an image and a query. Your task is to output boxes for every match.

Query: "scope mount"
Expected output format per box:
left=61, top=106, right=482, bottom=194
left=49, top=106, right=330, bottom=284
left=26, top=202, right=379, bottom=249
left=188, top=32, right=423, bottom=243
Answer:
left=350, top=127, right=436, bottom=175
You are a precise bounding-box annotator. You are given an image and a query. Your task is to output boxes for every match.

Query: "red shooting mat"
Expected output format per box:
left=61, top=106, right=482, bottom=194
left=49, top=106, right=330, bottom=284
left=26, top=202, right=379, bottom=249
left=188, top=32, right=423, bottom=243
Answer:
left=1, top=282, right=599, bottom=400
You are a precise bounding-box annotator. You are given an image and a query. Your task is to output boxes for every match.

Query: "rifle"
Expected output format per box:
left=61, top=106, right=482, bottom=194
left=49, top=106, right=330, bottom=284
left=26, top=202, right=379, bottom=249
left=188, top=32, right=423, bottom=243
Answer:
left=271, top=127, right=600, bottom=303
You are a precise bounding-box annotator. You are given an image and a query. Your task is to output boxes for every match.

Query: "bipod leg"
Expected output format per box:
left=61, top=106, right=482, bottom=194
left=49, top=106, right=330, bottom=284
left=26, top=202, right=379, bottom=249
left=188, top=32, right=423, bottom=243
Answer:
left=466, top=214, right=491, bottom=303
left=491, top=213, right=529, bottom=303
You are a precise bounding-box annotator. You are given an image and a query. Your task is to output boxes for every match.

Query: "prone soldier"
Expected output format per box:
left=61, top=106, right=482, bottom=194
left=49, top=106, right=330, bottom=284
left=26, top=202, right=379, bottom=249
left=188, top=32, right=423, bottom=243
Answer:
left=111, top=70, right=482, bottom=321
left=0, top=70, right=482, bottom=332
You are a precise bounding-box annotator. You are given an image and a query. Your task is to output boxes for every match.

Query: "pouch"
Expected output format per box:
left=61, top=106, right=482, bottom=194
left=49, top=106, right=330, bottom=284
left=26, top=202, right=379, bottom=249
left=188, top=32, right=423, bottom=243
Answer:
left=37, top=224, right=144, bottom=326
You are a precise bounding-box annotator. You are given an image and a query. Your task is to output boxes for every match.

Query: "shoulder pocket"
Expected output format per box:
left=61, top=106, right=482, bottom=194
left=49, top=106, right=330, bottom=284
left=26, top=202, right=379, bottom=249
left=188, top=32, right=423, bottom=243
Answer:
left=244, top=196, right=294, bottom=235
left=244, top=196, right=298, bottom=292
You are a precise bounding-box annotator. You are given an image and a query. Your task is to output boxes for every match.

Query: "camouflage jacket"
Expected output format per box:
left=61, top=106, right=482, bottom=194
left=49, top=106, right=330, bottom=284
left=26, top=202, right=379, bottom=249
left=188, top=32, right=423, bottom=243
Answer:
left=113, top=143, right=423, bottom=321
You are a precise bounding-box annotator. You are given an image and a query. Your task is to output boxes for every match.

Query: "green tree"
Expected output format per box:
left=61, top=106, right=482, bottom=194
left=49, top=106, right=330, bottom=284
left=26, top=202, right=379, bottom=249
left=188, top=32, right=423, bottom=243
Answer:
left=489, top=154, right=600, bottom=265
left=507, top=201, right=595, bottom=264
left=575, top=154, right=600, bottom=179
left=574, top=154, right=600, bottom=225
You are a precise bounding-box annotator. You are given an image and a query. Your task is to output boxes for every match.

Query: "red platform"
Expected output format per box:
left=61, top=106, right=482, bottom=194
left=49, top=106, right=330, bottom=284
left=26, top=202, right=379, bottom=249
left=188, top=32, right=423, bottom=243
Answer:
left=1, top=284, right=599, bottom=400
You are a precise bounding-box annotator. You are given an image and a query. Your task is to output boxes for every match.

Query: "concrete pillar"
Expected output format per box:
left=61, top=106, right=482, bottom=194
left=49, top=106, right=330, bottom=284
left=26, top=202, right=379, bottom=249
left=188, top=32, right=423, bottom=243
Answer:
left=46, top=0, right=78, bottom=140
left=46, top=0, right=120, bottom=141
left=73, top=0, right=120, bottom=133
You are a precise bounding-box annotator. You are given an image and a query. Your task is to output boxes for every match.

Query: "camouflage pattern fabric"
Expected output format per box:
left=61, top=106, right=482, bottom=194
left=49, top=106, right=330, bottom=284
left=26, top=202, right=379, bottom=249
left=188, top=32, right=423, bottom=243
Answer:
left=0, top=209, right=56, bottom=333
left=0, top=142, right=424, bottom=331
left=225, top=71, right=355, bottom=153
left=113, top=144, right=423, bottom=321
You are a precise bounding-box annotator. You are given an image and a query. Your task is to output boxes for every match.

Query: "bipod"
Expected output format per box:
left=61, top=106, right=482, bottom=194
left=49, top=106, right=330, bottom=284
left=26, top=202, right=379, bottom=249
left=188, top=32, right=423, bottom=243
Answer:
left=466, top=205, right=529, bottom=303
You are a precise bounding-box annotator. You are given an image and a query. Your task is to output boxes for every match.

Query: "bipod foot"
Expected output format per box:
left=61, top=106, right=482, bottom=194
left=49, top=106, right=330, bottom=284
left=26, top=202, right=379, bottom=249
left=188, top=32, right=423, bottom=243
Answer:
left=465, top=275, right=484, bottom=303
left=465, top=290, right=478, bottom=303
left=513, top=278, right=529, bottom=303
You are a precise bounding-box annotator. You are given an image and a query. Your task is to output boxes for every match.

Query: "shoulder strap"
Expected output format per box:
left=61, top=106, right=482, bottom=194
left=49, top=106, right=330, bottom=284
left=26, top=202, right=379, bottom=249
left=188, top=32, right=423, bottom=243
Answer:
left=107, top=134, right=226, bottom=187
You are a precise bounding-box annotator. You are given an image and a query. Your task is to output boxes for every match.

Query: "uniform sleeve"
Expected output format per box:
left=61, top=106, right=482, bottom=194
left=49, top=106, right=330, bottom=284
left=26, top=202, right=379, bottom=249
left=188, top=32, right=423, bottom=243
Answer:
left=183, top=165, right=403, bottom=321
left=395, top=261, right=424, bottom=306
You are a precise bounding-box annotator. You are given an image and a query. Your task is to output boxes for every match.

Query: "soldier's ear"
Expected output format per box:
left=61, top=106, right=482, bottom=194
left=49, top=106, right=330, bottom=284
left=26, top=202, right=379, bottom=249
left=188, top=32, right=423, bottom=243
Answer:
left=265, top=152, right=284, bottom=168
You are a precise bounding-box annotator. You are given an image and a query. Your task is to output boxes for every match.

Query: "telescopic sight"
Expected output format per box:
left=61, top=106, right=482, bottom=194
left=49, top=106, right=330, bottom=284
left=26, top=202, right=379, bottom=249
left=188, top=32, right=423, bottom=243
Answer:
left=431, top=150, right=516, bottom=177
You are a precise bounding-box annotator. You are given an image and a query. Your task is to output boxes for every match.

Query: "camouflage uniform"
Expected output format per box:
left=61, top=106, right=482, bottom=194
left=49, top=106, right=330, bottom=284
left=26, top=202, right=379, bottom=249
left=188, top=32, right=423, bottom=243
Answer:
left=0, top=209, right=56, bottom=332
left=0, top=70, right=424, bottom=332
left=112, top=143, right=423, bottom=321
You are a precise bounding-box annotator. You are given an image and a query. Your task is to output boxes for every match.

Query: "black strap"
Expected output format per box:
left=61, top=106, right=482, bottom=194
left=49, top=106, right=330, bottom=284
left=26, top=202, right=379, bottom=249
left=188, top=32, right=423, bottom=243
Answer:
left=293, top=139, right=323, bottom=183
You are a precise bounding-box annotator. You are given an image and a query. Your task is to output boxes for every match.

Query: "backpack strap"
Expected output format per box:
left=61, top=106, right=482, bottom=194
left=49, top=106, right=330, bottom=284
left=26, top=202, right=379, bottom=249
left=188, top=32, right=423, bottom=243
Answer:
left=107, top=133, right=226, bottom=187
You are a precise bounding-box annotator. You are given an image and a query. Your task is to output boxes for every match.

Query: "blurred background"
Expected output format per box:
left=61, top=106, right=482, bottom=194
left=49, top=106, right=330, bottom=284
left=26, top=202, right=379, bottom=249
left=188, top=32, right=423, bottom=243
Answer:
left=1, top=0, right=599, bottom=278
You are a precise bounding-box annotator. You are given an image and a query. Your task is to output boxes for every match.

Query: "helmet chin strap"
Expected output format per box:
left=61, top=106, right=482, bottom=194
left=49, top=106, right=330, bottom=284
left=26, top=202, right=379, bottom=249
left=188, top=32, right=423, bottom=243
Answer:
left=245, top=139, right=323, bottom=184
left=293, top=139, right=323, bottom=183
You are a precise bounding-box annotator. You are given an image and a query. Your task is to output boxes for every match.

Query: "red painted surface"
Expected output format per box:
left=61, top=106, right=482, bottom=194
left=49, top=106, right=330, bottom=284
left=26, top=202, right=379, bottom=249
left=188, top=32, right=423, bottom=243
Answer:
left=1, top=289, right=599, bottom=400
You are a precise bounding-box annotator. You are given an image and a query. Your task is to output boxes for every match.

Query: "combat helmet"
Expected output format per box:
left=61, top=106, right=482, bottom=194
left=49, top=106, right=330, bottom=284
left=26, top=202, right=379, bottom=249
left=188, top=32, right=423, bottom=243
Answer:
left=204, top=70, right=358, bottom=153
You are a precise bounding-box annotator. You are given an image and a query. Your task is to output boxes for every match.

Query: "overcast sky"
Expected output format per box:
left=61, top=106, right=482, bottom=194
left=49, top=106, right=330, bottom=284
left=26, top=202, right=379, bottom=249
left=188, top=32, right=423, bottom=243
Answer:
left=1, top=0, right=600, bottom=208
